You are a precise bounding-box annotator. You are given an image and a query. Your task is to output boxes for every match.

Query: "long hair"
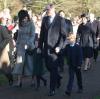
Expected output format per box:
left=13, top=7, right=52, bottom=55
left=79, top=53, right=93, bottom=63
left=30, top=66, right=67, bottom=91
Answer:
left=18, top=10, right=30, bottom=26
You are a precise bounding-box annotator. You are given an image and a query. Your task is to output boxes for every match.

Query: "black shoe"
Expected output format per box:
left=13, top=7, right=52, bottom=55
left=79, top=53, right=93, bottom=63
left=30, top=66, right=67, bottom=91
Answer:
left=6, top=74, right=13, bottom=86
left=9, top=79, right=13, bottom=86
left=57, top=81, right=61, bottom=89
left=48, top=90, right=55, bottom=96
left=65, top=91, right=71, bottom=96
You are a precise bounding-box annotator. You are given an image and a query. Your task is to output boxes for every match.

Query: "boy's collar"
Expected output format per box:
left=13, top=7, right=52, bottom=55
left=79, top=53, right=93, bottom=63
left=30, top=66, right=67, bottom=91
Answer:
left=70, top=43, right=75, bottom=47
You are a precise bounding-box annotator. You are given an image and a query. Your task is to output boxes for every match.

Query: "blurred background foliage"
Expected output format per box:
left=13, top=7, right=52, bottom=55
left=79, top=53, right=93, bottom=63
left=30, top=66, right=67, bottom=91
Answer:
left=0, top=0, right=100, bottom=17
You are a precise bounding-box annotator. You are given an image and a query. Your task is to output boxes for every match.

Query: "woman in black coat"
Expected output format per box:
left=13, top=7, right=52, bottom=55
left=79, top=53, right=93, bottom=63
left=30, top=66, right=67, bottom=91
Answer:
left=76, top=14, right=97, bottom=70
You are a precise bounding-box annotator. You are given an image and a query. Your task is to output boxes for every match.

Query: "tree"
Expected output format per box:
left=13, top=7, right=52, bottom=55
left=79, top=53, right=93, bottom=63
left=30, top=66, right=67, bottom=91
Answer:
left=0, top=0, right=100, bottom=17
left=21, top=0, right=66, bottom=13
left=0, top=0, right=23, bottom=16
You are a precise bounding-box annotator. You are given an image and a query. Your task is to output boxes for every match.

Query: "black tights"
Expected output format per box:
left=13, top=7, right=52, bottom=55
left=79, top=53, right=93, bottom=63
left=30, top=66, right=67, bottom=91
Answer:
left=36, top=75, right=46, bottom=88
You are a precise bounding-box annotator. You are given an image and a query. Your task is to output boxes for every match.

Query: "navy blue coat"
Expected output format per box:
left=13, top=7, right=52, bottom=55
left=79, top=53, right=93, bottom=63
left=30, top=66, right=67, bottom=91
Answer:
left=64, top=44, right=83, bottom=69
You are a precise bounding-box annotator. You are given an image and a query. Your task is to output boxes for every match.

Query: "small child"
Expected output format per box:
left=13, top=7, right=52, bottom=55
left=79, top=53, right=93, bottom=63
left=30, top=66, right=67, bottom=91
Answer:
left=31, top=34, right=47, bottom=90
left=64, top=33, right=83, bottom=96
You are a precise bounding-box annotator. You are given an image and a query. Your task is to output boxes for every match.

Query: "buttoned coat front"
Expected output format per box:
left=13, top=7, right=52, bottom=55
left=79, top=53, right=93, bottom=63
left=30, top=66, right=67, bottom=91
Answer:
left=13, top=21, right=35, bottom=76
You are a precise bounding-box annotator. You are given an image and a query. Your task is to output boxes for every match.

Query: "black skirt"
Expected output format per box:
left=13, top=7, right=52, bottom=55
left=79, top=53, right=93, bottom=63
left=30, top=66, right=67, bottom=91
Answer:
left=82, top=47, right=93, bottom=59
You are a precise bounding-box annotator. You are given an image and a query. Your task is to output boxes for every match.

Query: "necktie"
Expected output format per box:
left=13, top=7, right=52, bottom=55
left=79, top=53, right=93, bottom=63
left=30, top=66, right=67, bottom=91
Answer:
left=47, top=16, right=51, bottom=28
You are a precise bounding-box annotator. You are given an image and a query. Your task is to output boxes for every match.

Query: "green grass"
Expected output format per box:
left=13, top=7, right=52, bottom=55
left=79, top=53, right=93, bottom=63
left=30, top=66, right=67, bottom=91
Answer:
left=94, top=96, right=100, bottom=99
left=0, top=74, right=8, bottom=86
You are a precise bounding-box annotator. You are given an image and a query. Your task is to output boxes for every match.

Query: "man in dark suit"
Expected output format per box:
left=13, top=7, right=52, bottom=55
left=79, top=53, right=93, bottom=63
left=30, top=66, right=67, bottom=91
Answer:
left=88, top=13, right=100, bottom=62
left=38, top=4, right=67, bottom=96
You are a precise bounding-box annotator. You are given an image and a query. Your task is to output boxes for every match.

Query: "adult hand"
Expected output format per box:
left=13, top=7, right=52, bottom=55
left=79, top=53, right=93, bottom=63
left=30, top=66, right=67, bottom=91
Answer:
left=24, top=44, right=28, bottom=50
left=55, top=47, right=60, bottom=53
left=97, top=37, right=100, bottom=40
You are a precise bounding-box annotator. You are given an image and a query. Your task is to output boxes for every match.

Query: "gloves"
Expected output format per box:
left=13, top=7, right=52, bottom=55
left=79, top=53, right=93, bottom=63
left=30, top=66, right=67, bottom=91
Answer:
left=26, top=48, right=34, bottom=55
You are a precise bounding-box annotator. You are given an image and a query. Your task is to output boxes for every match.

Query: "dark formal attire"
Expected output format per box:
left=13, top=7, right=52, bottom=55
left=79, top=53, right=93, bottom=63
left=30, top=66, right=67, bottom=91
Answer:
left=58, top=18, right=73, bottom=72
left=39, top=14, right=67, bottom=93
left=64, top=44, right=83, bottom=93
left=65, top=19, right=73, bottom=34
left=32, top=48, right=46, bottom=89
left=33, top=49, right=45, bottom=76
left=77, top=23, right=97, bottom=59
left=88, top=20, right=100, bottom=61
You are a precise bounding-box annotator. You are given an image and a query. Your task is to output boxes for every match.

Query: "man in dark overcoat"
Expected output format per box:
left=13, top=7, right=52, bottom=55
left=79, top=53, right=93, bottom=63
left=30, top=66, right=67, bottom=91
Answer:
left=38, top=4, right=68, bottom=96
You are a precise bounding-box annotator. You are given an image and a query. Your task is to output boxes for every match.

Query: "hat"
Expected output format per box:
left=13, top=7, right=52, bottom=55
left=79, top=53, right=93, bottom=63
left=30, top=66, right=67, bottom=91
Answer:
left=18, top=10, right=29, bottom=20
left=44, top=3, right=54, bottom=11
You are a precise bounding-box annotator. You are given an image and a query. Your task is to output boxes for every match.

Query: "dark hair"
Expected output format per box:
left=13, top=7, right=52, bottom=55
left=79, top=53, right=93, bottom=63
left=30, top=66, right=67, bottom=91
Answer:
left=58, top=10, right=65, bottom=14
left=18, top=10, right=30, bottom=26
left=80, top=13, right=87, bottom=18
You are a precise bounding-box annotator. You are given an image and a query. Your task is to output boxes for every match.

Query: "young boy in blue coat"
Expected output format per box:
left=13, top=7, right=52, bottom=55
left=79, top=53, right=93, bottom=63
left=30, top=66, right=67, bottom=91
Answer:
left=64, top=33, right=83, bottom=96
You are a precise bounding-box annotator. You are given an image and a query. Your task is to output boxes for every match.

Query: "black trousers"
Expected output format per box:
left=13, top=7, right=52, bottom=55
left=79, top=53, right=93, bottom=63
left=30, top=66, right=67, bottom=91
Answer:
left=36, top=75, right=46, bottom=88
left=58, top=53, right=64, bottom=72
left=44, top=52, right=60, bottom=91
left=93, top=48, right=99, bottom=61
left=67, top=67, right=83, bottom=92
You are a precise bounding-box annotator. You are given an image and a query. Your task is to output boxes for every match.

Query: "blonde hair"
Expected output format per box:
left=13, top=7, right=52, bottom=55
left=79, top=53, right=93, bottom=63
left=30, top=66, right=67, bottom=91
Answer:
left=67, top=33, right=76, bottom=40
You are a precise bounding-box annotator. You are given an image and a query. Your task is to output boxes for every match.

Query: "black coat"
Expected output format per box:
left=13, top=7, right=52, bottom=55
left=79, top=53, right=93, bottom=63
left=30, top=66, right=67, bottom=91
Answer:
left=39, top=14, right=67, bottom=56
left=76, top=23, right=97, bottom=48
left=65, top=19, right=73, bottom=34
left=88, top=20, right=100, bottom=38
left=64, top=44, right=83, bottom=68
